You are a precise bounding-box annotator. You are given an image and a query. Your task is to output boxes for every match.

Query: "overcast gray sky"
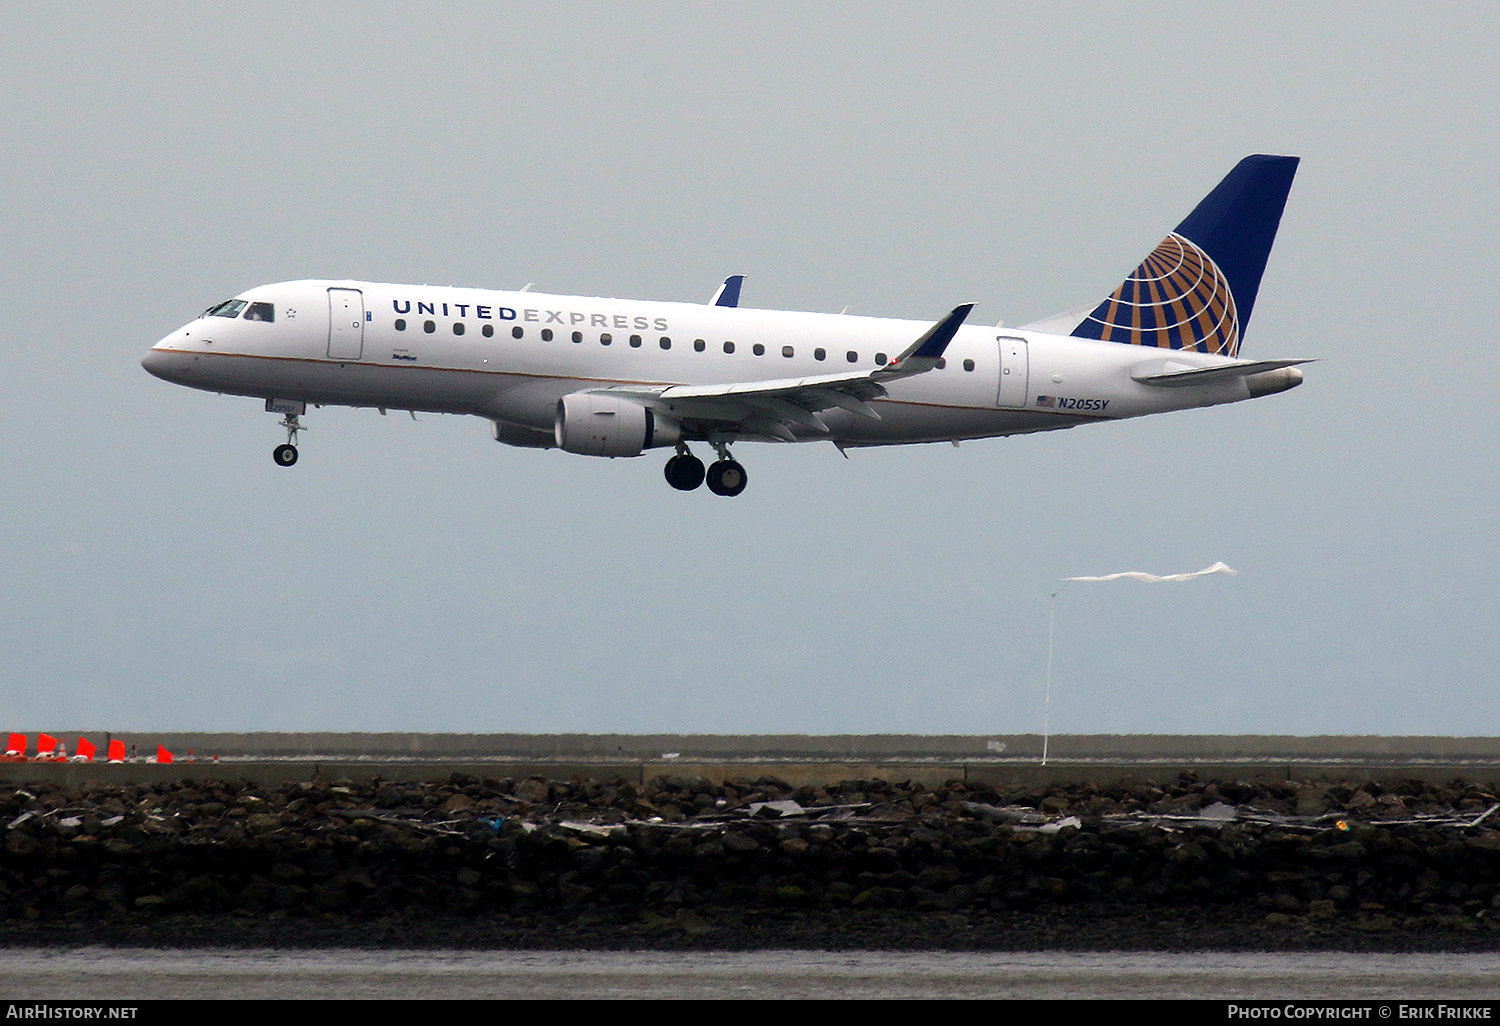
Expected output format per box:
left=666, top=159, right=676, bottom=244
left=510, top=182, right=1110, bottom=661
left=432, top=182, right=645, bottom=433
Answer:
left=2, top=3, right=1497, bottom=737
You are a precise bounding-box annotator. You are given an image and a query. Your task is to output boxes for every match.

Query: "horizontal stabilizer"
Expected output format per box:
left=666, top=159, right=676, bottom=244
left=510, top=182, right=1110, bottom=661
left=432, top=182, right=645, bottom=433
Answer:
left=1132, top=358, right=1312, bottom=387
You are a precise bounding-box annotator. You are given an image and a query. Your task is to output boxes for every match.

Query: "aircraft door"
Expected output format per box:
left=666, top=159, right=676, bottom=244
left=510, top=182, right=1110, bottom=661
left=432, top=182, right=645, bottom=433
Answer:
left=996, top=335, right=1029, bottom=407
left=327, top=288, right=365, bottom=360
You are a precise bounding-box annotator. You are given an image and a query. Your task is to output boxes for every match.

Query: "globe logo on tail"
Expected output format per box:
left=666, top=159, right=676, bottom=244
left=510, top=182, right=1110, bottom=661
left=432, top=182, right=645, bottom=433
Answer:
left=1078, top=233, right=1240, bottom=357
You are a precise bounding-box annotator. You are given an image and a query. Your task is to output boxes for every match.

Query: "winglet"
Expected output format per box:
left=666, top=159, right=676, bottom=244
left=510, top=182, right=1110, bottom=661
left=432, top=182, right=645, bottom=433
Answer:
left=710, top=275, right=745, bottom=307
left=878, top=303, right=974, bottom=378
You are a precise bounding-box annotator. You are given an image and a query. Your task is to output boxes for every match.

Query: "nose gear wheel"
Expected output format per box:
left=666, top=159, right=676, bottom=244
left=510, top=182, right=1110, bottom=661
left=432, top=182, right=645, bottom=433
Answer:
left=273, top=411, right=304, bottom=467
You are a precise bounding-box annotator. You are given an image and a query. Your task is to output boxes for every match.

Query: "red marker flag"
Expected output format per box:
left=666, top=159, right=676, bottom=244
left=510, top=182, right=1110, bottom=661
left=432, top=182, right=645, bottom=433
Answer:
left=156, top=745, right=173, bottom=764
left=75, top=737, right=96, bottom=762
left=36, top=734, right=57, bottom=756
left=107, top=739, right=125, bottom=763
left=5, top=734, right=25, bottom=757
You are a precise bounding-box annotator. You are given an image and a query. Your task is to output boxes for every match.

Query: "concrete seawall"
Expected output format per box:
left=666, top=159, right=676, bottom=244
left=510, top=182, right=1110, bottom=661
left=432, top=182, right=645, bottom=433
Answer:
left=5, top=734, right=1500, bottom=788
left=20, top=732, right=1500, bottom=760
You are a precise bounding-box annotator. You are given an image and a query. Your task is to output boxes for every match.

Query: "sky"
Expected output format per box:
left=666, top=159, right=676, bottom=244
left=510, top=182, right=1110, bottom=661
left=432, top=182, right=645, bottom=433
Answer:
left=1, top=3, right=1497, bottom=737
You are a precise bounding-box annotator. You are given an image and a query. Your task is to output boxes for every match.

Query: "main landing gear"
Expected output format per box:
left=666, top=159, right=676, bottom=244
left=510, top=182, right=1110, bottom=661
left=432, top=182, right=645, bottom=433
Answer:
left=664, top=443, right=747, bottom=496
left=664, top=447, right=705, bottom=491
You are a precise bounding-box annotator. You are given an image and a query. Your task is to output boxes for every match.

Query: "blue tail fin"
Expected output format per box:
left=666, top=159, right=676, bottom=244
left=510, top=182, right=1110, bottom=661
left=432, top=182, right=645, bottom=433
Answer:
left=1070, top=155, right=1299, bottom=357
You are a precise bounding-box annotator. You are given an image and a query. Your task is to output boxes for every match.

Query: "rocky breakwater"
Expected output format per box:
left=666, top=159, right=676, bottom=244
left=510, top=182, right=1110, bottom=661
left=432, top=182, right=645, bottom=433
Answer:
left=2, top=772, right=1499, bottom=949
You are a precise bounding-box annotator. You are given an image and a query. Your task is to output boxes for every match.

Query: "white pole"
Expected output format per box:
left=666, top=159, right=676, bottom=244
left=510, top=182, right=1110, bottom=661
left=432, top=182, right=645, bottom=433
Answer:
left=1043, top=586, right=1062, bottom=767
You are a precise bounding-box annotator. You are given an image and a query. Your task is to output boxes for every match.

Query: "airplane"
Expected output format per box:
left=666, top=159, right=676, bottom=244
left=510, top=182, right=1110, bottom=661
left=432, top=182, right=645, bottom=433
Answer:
left=142, top=154, right=1308, bottom=496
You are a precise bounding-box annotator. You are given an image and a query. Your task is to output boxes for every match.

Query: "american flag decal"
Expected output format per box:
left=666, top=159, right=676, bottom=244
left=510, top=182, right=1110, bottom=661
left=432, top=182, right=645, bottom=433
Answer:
left=1036, top=395, right=1056, bottom=408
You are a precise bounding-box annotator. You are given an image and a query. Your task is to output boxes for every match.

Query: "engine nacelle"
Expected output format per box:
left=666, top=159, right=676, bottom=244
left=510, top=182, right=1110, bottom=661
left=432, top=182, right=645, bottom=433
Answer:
left=553, top=393, right=681, bottom=457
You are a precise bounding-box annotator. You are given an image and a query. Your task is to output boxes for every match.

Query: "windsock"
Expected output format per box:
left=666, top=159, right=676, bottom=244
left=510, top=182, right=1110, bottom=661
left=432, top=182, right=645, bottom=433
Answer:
left=1062, top=562, right=1237, bottom=584
left=75, top=737, right=96, bottom=763
left=107, top=739, right=125, bottom=763
left=156, top=745, right=174, bottom=764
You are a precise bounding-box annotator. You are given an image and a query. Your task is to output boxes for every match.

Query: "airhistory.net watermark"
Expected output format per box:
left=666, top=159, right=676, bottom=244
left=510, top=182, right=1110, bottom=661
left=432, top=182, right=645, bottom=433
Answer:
left=5, top=1007, right=137, bottom=1019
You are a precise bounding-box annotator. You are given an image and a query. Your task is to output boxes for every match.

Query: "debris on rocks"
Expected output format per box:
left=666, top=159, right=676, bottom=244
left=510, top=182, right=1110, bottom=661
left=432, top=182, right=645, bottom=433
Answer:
left=0, top=772, right=1498, bottom=946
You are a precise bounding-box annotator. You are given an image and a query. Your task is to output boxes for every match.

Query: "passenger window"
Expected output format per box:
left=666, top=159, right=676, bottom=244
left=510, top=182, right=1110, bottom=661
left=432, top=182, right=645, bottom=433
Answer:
left=542, top=328, right=553, bottom=341
left=659, top=337, right=671, bottom=350
left=482, top=324, right=494, bottom=337
left=453, top=322, right=465, bottom=335
left=629, top=334, right=642, bottom=348
left=601, top=333, right=612, bottom=345
left=395, top=319, right=407, bottom=331
left=782, top=346, right=794, bottom=358
left=963, top=359, right=975, bottom=372
left=243, top=302, right=274, bottom=322
left=814, top=348, right=826, bottom=361
left=423, top=320, right=436, bottom=333
left=512, top=326, right=524, bottom=339
left=846, top=351, right=858, bottom=363
left=936, top=357, right=946, bottom=369
left=875, top=353, right=887, bottom=365
left=572, top=331, right=583, bottom=343
left=752, top=343, right=765, bottom=356
left=694, top=339, right=705, bottom=352
left=723, top=341, right=735, bottom=354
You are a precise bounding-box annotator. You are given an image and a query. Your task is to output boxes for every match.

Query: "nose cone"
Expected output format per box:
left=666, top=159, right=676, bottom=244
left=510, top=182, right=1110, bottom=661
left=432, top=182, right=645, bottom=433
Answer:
left=141, top=347, right=171, bottom=379
left=142, top=326, right=195, bottom=383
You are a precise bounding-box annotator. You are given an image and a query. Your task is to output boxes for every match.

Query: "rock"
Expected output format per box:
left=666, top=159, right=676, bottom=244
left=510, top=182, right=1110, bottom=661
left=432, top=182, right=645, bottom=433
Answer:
left=1307, top=899, right=1338, bottom=919
left=1295, top=787, right=1331, bottom=816
left=722, top=831, right=762, bottom=854
left=516, top=780, right=549, bottom=803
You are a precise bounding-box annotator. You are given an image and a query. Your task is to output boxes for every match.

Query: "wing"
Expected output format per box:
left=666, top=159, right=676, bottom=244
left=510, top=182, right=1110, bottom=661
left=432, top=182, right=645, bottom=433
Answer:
left=593, top=304, right=974, bottom=441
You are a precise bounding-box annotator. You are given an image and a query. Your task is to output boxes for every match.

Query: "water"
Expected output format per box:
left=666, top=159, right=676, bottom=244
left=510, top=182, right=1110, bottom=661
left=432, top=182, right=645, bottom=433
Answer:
left=1, top=949, right=1498, bottom=999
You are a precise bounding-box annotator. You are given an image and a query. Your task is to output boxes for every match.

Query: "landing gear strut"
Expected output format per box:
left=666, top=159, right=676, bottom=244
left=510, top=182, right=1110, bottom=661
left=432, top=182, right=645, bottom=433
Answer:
left=664, top=446, right=706, bottom=491
left=705, top=440, right=747, bottom=497
left=272, top=409, right=304, bottom=467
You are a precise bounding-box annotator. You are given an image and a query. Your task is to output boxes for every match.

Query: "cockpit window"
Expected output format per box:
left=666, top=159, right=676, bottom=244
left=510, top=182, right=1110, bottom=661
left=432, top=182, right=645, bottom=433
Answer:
left=243, top=302, right=274, bottom=322
left=205, top=299, right=248, bottom=318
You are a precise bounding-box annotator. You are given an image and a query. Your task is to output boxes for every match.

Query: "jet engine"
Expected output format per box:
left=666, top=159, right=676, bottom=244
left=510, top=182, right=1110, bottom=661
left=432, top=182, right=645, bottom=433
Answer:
left=554, top=393, right=681, bottom=457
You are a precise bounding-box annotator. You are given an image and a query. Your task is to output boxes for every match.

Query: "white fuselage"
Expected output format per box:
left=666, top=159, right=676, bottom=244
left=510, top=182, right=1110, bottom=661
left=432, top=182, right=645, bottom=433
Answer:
left=143, top=279, right=1270, bottom=449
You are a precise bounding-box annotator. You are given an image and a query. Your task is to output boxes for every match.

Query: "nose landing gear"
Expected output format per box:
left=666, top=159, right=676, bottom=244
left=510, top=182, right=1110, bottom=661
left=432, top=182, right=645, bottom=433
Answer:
left=267, top=399, right=307, bottom=467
